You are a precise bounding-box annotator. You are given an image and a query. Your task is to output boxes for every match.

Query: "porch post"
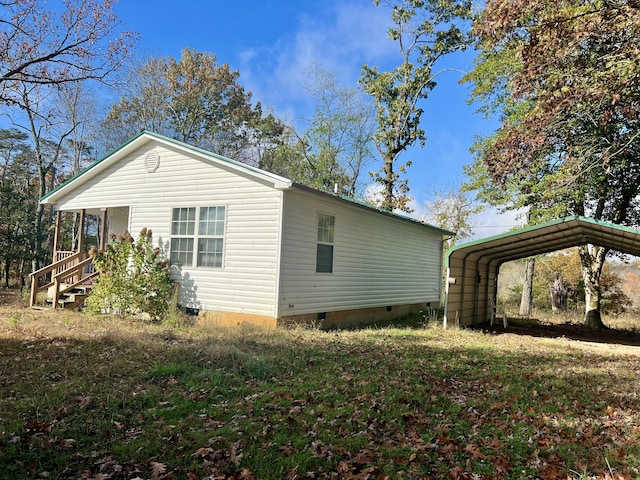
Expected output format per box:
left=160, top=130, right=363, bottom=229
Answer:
left=77, top=209, right=86, bottom=255
left=77, top=209, right=86, bottom=284
left=52, top=210, right=61, bottom=262
left=100, top=208, right=108, bottom=250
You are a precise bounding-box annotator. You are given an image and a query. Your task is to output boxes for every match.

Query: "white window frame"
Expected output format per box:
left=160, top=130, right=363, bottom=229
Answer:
left=170, top=206, right=226, bottom=269
left=316, top=211, right=335, bottom=273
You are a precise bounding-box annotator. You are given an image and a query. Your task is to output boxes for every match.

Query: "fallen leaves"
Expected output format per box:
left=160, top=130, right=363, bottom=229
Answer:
left=2, top=313, right=640, bottom=479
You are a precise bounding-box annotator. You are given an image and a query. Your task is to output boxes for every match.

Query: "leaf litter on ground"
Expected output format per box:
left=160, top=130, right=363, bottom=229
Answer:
left=0, top=301, right=640, bottom=479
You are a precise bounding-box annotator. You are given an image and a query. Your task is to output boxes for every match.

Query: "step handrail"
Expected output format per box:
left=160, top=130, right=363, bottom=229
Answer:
left=30, top=251, right=84, bottom=279
left=51, top=257, right=97, bottom=309
left=30, top=251, right=86, bottom=307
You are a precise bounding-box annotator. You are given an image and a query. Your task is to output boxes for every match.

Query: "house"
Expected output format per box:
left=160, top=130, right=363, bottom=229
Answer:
left=31, top=131, right=451, bottom=328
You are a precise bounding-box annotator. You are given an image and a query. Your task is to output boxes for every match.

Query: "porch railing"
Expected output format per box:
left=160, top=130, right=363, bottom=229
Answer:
left=29, top=251, right=99, bottom=308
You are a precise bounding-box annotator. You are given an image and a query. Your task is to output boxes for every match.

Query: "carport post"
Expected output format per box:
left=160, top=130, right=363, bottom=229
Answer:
left=443, top=267, right=451, bottom=329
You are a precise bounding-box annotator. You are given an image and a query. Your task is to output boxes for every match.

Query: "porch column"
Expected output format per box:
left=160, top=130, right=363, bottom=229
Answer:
left=100, top=208, right=108, bottom=250
left=77, top=209, right=86, bottom=255
left=52, top=210, right=62, bottom=262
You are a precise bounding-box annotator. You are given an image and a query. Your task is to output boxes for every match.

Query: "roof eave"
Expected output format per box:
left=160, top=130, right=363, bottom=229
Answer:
left=290, top=182, right=454, bottom=236
left=41, top=130, right=293, bottom=205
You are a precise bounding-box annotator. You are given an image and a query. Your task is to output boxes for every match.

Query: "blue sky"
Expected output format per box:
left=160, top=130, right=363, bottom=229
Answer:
left=114, top=0, right=520, bottom=237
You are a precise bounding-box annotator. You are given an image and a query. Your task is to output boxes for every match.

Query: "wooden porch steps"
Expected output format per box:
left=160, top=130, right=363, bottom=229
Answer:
left=46, top=285, right=92, bottom=309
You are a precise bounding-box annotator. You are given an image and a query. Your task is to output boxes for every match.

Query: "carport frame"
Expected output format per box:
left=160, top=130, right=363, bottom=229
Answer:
left=443, top=216, right=640, bottom=328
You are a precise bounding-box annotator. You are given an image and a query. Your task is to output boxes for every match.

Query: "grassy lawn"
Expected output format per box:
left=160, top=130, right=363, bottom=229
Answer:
left=1, top=301, right=640, bottom=479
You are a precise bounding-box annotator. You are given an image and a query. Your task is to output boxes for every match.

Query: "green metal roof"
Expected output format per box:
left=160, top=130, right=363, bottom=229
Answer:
left=447, top=216, right=640, bottom=267
left=292, top=182, right=453, bottom=236
left=41, top=130, right=451, bottom=235
left=444, top=216, right=640, bottom=327
left=41, top=130, right=292, bottom=202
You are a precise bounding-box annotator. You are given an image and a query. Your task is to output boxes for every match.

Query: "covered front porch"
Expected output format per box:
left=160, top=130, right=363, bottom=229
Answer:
left=29, top=206, right=130, bottom=309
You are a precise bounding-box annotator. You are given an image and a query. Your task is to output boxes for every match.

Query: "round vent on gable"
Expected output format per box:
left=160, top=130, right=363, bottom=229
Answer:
left=144, top=151, right=160, bottom=173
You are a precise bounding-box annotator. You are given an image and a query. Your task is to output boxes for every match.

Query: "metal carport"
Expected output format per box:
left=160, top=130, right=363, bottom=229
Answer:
left=443, top=216, right=640, bottom=327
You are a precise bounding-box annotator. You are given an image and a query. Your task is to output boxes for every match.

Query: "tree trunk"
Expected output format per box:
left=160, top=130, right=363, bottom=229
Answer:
left=519, top=258, right=534, bottom=317
left=550, top=273, right=567, bottom=313
left=578, top=244, right=607, bottom=329
left=381, top=155, right=394, bottom=211
left=3, top=259, right=9, bottom=288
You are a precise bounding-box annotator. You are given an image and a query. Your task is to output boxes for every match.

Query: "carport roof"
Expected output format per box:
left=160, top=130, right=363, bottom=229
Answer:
left=447, top=216, right=640, bottom=267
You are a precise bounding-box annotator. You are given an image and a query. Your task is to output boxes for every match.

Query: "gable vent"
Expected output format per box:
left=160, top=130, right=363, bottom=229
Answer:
left=144, top=151, right=160, bottom=173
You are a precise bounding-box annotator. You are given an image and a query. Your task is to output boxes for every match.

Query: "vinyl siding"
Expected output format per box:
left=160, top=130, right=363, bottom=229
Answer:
left=53, top=141, right=282, bottom=316
left=278, top=188, right=444, bottom=316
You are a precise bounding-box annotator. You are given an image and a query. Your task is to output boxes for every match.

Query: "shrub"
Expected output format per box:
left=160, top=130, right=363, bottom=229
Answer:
left=86, top=228, right=173, bottom=321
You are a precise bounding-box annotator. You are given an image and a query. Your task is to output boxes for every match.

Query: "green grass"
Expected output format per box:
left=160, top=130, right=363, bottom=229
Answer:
left=1, top=306, right=640, bottom=479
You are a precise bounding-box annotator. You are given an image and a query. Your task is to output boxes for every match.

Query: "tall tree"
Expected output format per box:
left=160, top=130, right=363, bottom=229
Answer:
left=465, top=0, right=640, bottom=328
left=0, top=129, right=36, bottom=286
left=303, top=66, right=376, bottom=196
left=0, top=0, right=136, bottom=270
left=519, top=259, right=535, bottom=317
left=11, top=81, right=96, bottom=268
left=258, top=132, right=309, bottom=183
left=256, top=66, right=377, bottom=197
left=424, top=185, right=480, bottom=252
left=103, top=48, right=285, bottom=164
left=360, top=0, right=472, bottom=212
left=59, top=83, right=99, bottom=175
left=0, top=0, right=136, bottom=105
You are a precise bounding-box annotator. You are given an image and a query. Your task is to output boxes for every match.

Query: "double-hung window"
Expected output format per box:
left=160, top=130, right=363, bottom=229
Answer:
left=170, top=206, right=226, bottom=268
left=316, top=212, right=335, bottom=273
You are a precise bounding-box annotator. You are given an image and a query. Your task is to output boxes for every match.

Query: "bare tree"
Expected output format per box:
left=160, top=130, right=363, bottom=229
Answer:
left=0, top=0, right=136, bottom=268
left=0, top=0, right=136, bottom=105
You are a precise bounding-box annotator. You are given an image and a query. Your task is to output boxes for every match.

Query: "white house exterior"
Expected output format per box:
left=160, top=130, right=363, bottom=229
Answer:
left=39, top=131, right=450, bottom=328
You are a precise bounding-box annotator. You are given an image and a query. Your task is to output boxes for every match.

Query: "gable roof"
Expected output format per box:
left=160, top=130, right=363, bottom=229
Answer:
left=447, top=215, right=640, bottom=267
left=42, top=130, right=451, bottom=235
left=41, top=130, right=293, bottom=204
left=444, top=216, right=640, bottom=326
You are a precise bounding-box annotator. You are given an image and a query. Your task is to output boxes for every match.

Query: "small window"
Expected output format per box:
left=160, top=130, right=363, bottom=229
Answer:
left=170, top=206, right=226, bottom=268
left=198, top=206, right=225, bottom=267
left=170, top=237, right=194, bottom=266
left=316, top=212, right=335, bottom=273
left=172, top=207, right=195, bottom=236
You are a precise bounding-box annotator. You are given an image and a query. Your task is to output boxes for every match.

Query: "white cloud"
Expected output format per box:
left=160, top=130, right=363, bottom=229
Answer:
left=468, top=207, right=527, bottom=240
left=237, top=1, right=394, bottom=125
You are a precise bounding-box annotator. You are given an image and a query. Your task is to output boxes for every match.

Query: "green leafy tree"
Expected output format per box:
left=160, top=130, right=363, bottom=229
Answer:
left=258, top=132, right=311, bottom=183
left=302, top=65, right=376, bottom=196
left=0, top=184, right=36, bottom=287
left=523, top=249, right=631, bottom=315
left=360, top=0, right=472, bottom=212
left=103, top=48, right=287, bottom=165
left=424, top=185, right=480, bottom=252
left=86, top=229, right=173, bottom=321
left=465, top=0, right=640, bottom=328
left=0, top=129, right=37, bottom=286
left=261, top=66, right=376, bottom=197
